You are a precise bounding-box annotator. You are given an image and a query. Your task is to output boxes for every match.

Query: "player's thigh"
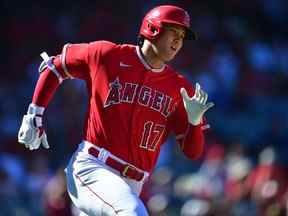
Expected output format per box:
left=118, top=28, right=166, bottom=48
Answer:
left=72, top=169, right=148, bottom=216
left=65, top=161, right=115, bottom=215
left=65, top=159, right=148, bottom=215
left=112, top=194, right=148, bottom=216
left=79, top=211, right=89, bottom=216
left=69, top=181, right=116, bottom=216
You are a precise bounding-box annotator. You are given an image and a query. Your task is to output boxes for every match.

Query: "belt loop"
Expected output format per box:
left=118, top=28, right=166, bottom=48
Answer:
left=98, top=148, right=110, bottom=163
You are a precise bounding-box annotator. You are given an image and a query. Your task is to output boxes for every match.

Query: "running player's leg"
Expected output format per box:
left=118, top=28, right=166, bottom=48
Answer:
left=79, top=211, right=89, bottom=216
left=65, top=153, right=149, bottom=216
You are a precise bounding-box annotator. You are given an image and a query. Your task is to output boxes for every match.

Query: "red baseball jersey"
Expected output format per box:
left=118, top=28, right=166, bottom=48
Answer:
left=35, top=41, right=207, bottom=172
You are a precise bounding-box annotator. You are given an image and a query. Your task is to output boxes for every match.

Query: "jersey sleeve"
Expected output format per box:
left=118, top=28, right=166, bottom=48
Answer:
left=58, top=43, right=90, bottom=80
left=49, top=40, right=116, bottom=81
left=32, top=40, right=116, bottom=107
left=170, top=82, right=208, bottom=160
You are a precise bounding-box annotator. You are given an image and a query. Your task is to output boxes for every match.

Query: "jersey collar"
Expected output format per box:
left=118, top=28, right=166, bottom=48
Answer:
left=136, top=46, right=166, bottom=73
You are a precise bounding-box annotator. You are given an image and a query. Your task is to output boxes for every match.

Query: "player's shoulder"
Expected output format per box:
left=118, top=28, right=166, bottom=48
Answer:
left=165, top=65, right=194, bottom=92
left=118, top=43, right=136, bottom=49
left=165, top=65, right=190, bottom=84
left=88, top=40, right=117, bottom=51
left=115, top=43, right=136, bottom=55
left=89, top=41, right=135, bottom=55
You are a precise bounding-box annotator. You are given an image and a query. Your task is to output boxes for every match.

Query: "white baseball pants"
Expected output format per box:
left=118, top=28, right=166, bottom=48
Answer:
left=65, top=142, right=149, bottom=216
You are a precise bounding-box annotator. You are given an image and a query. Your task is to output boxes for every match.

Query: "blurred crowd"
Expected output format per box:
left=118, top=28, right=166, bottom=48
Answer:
left=1, top=0, right=288, bottom=215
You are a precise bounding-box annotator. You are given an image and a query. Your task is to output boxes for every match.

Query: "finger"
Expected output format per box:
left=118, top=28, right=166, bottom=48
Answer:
left=31, top=139, right=40, bottom=150
left=180, top=88, right=190, bottom=101
left=196, top=82, right=201, bottom=92
left=29, top=141, right=37, bottom=150
left=204, top=102, right=214, bottom=111
left=41, top=133, right=50, bottom=149
left=195, top=83, right=201, bottom=99
left=29, top=144, right=34, bottom=151
left=199, top=89, right=205, bottom=104
left=203, top=92, right=208, bottom=104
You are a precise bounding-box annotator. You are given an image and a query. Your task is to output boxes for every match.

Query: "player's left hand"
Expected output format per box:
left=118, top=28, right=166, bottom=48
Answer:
left=180, top=83, right=214, bottom=126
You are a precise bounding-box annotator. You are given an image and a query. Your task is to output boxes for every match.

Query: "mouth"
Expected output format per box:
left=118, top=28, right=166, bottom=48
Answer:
left=170, top=46, right=177, bottom=52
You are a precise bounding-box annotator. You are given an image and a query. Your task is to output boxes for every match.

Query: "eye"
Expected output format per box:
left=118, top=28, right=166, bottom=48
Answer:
left=170, top=28, right=177, bottom=34
left=169, top=28, right=185, bottom=39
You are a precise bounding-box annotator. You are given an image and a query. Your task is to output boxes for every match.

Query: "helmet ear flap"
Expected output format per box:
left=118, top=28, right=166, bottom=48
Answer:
left=147, top=23, right=159, bottom=36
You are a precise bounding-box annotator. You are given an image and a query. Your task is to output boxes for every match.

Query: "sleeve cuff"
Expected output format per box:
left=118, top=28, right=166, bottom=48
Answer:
left=28, top=103, right=45, bottom=115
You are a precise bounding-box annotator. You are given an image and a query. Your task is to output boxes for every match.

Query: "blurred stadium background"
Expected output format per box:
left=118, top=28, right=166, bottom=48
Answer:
left=1, top=0, right=288, bottom=215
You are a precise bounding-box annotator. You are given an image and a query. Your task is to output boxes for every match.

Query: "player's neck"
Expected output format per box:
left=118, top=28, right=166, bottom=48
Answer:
left=140, top=41, right=164, bottom=70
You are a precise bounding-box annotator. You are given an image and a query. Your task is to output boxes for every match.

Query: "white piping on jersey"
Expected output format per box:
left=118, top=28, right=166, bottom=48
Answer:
left=40, top=52, right=63, bottom=84
left=136, top=46, right=166, bottom=73
left=61, top=44, right=73, bottom=79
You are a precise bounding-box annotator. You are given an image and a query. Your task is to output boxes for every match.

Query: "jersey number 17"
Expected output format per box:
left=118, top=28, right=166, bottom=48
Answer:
left=139, top=121, right=165, bottom=151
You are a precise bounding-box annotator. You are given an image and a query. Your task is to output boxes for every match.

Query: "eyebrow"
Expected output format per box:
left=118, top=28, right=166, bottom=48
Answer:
left=164, top=25, right=184, bottom=32
left=167, top=27, right=185, bottom=37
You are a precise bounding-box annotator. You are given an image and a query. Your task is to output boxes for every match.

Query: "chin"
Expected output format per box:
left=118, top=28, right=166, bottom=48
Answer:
left=164, top=54, right=176, bottom=62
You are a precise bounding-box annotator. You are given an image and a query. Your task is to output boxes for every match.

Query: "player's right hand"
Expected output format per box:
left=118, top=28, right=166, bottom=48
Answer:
left=18, top=104, right=49, bottom=150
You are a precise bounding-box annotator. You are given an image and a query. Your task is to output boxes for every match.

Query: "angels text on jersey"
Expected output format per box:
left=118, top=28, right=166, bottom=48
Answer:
left=104, top=77, right=174, bottom=118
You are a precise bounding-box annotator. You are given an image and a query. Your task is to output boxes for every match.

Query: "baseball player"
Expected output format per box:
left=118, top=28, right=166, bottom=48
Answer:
left=18, top=5, right=214, bottom=216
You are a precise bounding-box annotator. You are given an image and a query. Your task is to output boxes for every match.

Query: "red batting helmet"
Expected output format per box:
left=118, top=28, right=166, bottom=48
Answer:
left=139, top=5, right=197, bottom=40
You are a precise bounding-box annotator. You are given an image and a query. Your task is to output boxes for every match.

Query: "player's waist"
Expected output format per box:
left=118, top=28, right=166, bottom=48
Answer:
left=80, top=140, right=149, bottom=182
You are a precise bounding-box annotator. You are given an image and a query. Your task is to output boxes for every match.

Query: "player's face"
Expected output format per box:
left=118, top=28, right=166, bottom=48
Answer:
left=153, top=24, right=185, bottom=62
